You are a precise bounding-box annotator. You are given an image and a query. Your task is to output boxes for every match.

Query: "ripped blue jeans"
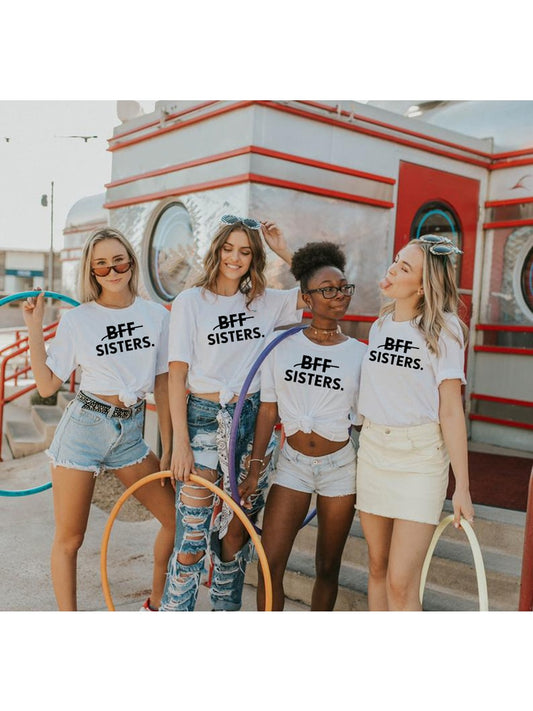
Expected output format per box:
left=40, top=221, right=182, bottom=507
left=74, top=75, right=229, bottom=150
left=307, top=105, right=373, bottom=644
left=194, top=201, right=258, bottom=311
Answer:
left=160, top=392, right=273, bottom=611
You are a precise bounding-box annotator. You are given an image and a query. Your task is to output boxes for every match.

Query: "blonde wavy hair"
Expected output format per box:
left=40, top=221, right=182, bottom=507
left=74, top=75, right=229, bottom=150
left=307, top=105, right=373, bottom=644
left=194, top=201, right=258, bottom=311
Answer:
left=194, top=221, right=266, bottom=307
left=78, top=228, right=139, bottom=303
left=380, top=238, right=468, bottom=355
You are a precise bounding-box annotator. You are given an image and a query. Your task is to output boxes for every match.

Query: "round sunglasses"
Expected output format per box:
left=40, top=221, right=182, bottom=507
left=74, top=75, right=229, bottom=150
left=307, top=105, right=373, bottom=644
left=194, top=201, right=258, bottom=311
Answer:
left=220, top=214, right=262, bottom=231
left=417, top=234, right=463, bottom=256
left=91, top=261, right=132, bottom=277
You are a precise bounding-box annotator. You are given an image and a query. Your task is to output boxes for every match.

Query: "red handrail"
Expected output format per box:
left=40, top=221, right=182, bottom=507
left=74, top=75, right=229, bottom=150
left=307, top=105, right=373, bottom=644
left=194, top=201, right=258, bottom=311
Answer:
left=0, top=330, right=57, bottom=461
left=519, top=467, right=533, bottom=611
left=475, top=324, right=533, bottom=332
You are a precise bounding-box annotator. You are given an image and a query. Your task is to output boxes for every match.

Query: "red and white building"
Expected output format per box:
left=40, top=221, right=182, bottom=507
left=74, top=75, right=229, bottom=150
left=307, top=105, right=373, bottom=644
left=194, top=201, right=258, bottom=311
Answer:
left=61, top=100, right=533, bottom=506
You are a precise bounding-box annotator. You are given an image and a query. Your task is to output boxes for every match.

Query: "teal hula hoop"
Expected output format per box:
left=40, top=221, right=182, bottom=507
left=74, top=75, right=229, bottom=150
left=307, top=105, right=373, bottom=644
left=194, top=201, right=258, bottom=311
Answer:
left=0, top=290, right=80, bottom=497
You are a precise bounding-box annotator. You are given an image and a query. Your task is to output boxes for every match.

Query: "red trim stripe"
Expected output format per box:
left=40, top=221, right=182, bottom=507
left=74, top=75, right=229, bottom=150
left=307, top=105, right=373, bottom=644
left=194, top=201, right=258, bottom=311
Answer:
left=476, top=324, right=533, bottom=333
left=251, top=146, right=395, bottom=185
left=474, top=346, right=533, bottom=355
left=489, top=157, right=533, bottom=171
left=110, top=101, right=219, bottom=142
left=105, top=145, right=396, bottom=190
left=103, top=174, right=251, bottom=209
left=108, top=101, right=254, bottom=152
left=105, top=147, right=252, bottom=188
left=485, top=196, right=533, bottom=208
left=469, top=413, right=533, bottom=431
left=483, top=218, right=533, bottom=230
left=471, top=393, right=533, bottom=407
left=297, top=100, right=494, bottom=160
left=256, top=101, right=491, bottom=169
left=303, top=311, right=377, bottom=322
left=248, top=173, right=394, bottom=208
left=103, top=173, right=395, bottom=210
left=107, top=100, right=491, bottom=169
left=492, top=146, right=533, bottom=160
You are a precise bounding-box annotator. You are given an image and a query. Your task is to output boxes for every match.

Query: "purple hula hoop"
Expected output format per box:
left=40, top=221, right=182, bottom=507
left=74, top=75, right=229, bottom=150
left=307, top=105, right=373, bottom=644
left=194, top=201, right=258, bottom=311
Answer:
left=227, top=324, right=317, bottom=530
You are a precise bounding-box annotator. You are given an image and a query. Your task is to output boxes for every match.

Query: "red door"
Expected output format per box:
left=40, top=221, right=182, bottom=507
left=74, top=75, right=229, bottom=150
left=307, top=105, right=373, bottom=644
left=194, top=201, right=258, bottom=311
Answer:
left=394, top=161, right=480, bottom=326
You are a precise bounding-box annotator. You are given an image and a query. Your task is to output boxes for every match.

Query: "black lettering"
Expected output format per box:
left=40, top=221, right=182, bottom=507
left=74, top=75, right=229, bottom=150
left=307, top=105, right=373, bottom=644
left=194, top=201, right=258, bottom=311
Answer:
left=332, top=377, right=342, bottom=390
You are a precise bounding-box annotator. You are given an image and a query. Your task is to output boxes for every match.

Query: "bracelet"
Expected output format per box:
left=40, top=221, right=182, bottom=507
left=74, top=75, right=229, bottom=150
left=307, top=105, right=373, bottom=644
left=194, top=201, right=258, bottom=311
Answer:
left=248, top=458, right=264, bottom=466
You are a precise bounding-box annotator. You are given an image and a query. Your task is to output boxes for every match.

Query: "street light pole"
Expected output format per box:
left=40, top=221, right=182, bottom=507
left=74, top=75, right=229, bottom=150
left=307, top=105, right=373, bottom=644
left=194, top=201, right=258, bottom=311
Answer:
left=48, top=181, right=54, bottom=293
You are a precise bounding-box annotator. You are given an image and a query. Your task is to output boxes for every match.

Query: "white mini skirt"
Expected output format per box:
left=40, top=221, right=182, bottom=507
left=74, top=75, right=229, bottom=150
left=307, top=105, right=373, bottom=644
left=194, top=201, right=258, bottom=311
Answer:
left=355, top=418, right=450, bottom=525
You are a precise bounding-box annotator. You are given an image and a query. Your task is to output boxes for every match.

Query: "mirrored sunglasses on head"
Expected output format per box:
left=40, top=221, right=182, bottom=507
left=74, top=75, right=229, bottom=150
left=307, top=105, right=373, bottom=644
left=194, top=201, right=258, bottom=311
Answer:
left=220, top=214, right=262, bottom=230
left=417, top=234, right=463, bottom=255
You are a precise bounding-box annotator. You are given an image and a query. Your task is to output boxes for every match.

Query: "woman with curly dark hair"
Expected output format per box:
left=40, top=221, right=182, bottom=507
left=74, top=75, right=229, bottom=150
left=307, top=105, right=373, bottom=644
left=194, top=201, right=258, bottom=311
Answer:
left=240, top=241, right=366, bottom=611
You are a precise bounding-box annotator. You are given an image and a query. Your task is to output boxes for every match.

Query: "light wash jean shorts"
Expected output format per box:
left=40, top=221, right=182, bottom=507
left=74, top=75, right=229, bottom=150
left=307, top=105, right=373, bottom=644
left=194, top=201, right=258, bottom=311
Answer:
left=273, top=439, right=356, bottom=497
left=46, top=392, right=149, bottom=475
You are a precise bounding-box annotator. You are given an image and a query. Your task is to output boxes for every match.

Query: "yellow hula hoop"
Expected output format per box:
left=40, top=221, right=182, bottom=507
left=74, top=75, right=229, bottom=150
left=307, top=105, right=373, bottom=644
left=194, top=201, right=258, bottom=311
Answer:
left=100, top=471, right=273, bottom=611
left=419, top=514, right=489, bottom=611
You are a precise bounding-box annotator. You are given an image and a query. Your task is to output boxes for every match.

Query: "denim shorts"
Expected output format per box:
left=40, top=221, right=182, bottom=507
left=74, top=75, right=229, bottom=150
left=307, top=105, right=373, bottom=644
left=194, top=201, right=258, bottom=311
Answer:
left=273, top=439, right=356, bottom=497
left=46, top=392, right=149, bottom=475
left=187, top=392, right=273, bottom=515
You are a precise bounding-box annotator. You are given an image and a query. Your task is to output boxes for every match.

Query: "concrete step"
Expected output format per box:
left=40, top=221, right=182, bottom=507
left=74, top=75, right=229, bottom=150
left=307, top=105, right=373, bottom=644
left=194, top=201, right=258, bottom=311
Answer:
left=4, top=418, right=46, bottom=458
left=57, top=390, right=76, bottom=410
left=31, top=405, right=63, bottom=446
left=244, top=500, right=525, bottom=612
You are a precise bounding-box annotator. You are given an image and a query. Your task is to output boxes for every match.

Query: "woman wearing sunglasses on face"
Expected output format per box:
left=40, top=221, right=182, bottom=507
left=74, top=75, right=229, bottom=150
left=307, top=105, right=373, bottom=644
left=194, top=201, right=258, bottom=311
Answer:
left=22, top=228, right=176, bottom=611
left=160, top=214, right=305, bottom=612
left=356, top=235, right=474, bottom=611
left=240, top=242, right=366, bottom=611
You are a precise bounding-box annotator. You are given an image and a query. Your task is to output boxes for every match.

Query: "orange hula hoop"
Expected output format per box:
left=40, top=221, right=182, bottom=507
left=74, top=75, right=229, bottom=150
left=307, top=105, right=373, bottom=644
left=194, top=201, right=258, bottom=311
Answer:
left=100, top=471, right=273, bottom=611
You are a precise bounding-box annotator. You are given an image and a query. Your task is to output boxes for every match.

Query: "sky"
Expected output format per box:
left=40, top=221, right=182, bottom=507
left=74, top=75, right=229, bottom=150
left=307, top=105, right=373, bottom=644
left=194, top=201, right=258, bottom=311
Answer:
left=0, top=100, right=155, bottom=253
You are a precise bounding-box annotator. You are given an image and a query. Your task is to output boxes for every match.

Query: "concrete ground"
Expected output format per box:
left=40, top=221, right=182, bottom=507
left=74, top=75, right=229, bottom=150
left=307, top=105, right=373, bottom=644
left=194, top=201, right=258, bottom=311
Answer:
left=0, top=448, right=308, bottom=612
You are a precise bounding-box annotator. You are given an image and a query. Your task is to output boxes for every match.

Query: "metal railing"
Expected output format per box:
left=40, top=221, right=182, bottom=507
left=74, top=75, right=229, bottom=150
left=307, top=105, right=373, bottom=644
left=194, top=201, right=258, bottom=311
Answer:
left=0, top=323, right=75, bottom=462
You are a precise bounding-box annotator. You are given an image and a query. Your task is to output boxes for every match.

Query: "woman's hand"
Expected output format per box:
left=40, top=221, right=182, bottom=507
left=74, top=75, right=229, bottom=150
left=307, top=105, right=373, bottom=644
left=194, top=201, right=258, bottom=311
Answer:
left=452, top=486, right=475, bottom=529
left=22, top=289, right=45, bottom=329
left=260, top=221, right=292, bottom=265
left=238, top=467, right=261, bottom=509
left=170, top=442, right=197, bottom=484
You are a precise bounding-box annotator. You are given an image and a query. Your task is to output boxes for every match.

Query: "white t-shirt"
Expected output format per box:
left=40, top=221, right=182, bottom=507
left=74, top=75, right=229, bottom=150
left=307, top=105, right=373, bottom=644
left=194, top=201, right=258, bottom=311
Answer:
left=169, top=286, right=302, bottom=405
left=260, top=330, right=367, bottom=442
left=46, top=298, right=170, bottom=407
left=358, top=312, right=466, bottom=427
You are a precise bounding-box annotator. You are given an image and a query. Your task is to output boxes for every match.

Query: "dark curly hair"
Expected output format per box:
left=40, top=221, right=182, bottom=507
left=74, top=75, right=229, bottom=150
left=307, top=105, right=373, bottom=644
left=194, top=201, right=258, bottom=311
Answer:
left=290, top=241, right=346, bottom=291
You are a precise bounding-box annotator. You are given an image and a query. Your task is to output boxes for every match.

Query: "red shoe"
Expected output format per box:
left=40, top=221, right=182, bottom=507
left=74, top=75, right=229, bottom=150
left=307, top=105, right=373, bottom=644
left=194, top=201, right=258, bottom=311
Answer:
left=139, top=597, right=158, bottom=611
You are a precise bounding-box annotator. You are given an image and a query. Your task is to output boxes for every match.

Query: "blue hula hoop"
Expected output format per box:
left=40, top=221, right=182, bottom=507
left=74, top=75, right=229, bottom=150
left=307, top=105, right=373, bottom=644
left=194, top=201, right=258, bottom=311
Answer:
left=228, top=324, right=317, bottom=533
left=0, top=290, right=80, bottom=497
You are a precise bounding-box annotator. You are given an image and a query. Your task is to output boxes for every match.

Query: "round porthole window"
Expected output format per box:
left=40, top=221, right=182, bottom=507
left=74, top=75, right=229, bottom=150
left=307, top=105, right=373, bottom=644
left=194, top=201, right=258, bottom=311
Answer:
left=520, top=244, right=533, bottom=313
left=148, top=203, right=195, bottom=301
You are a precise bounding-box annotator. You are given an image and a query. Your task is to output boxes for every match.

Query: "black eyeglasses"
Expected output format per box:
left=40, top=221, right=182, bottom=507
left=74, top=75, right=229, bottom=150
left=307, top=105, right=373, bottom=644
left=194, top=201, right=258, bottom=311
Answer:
left=220, top=214, right=262, bottom=231
left=91, top=261, right=132, bottom=277
left=304, top=284, right=355, bottom=299
left=417, top=234, right=463, bottom=256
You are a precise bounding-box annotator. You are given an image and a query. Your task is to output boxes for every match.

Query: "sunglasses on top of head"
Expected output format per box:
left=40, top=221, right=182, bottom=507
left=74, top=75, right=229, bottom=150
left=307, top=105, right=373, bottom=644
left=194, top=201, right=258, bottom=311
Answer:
left=91, top=261, right=132, bottom=277
left=417, top=234, right=463, bottom=256
left=220, top=214, right=262, bottom=231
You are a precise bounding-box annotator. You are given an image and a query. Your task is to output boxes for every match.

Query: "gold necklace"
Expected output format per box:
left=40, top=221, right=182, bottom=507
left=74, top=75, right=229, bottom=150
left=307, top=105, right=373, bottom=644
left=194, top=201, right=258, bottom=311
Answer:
left=308, top=323, right=341, bottom=338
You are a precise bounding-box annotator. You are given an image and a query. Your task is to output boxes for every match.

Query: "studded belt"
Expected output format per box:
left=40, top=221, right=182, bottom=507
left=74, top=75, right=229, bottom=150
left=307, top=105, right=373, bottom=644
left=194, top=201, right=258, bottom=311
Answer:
left=76, top=391, right=144, bottom=419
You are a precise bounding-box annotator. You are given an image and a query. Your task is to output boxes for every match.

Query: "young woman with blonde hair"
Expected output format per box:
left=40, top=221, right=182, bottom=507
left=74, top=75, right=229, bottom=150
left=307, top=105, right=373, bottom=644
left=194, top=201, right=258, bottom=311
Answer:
left=23, top=227, right=175, bottom=611
left=356, top=235, right=474, bottom=611
left=160, top=215, right=304, bottom=612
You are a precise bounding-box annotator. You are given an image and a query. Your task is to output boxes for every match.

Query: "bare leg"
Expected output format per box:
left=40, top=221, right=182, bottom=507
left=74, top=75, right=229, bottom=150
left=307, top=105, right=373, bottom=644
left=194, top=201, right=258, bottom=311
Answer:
left=312, top=493, right=355, bottom=611
left=50, top=465, right=96, bottom=611
left=257, top=484, right=311, bottom=611
left=359, top=511, right=394, bottom=611
left=386, top=519, right=436, bottom=611
left=116, top=451, right=176, bottom=608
